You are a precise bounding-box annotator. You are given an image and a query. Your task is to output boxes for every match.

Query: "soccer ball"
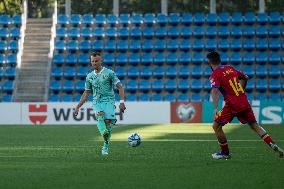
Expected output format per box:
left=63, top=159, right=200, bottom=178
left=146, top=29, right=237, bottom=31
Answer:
left=128, top=133, right=141, bottom=147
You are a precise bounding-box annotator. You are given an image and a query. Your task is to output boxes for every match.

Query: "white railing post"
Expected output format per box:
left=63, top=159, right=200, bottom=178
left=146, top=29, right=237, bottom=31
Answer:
left=259, top=0, right=265, bottom=13
left=161, top=0, right=168, bottom=15
left=113, top=0, right=119, bottom=16
left=210, top=0, right=216, bottom=14
left=65, top=0, right=71, bottom=16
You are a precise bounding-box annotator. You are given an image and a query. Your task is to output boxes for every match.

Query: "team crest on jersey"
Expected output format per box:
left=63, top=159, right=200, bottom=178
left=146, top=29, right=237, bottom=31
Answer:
left=210, top=79, right=215, bottom=86
left=102, top=74, right=108, bottom=79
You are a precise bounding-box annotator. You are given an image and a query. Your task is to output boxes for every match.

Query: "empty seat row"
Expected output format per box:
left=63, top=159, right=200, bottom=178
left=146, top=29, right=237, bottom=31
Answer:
left=0, top=15, right=22, bottom=25
left=0, top=28, right=21, bottom=38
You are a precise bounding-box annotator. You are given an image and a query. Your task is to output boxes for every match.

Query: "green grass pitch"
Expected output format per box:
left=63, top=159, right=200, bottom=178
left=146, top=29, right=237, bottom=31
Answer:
left=0, top=124, right=283, bottom=189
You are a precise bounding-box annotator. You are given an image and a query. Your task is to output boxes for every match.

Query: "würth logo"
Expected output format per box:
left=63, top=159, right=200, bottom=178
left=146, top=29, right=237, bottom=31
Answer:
left=29, top=104, right=48, bottom=124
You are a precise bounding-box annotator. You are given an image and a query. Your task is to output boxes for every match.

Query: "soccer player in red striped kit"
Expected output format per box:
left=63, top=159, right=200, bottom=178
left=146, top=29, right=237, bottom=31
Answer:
left=207, top=51, right=283, bottom=159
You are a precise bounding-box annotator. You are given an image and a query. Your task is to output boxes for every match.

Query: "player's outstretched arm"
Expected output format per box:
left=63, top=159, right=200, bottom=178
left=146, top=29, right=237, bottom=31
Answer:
left=74, top=90, right=90, bottom=116
left=211, top=88, right=219, bottom=116
left=240, top=75, right=249, bottom=91
left=116, top=82, right=126, bottom=113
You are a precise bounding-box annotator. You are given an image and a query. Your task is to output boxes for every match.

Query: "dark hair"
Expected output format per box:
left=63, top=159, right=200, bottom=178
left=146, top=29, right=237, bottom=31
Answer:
left=90, top=51, right=101, bottom=57
left=206, top=51, right=221, bottom=64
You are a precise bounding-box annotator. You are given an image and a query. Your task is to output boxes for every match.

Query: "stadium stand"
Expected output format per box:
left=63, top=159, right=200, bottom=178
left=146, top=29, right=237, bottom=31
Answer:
left=50, top=12, right=283, bottom=102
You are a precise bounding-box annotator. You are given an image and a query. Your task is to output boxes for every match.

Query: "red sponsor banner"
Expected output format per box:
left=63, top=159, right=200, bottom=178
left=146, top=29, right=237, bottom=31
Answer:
left=171, top=102, right=202, bottom=123
left=28, top=104, right=48, bottom=124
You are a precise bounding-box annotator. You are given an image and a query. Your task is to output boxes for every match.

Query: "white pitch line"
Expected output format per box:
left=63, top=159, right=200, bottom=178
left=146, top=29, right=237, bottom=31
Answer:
left=92, top=139, right=284, bottom=142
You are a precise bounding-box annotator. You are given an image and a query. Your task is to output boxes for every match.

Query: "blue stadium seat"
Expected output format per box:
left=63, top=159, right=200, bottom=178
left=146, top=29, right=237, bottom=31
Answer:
left=157, top=14, right=167, bottom=25
left=255, top=92, right=267, bottom=100
left=49, top=94, right=60, bottom=102
left=129, top=40, right=141, bottom=51
left=192, top=53, right=204, bottom=64
left=243, top=66, right=254, bottom=77
left=64, top=67, right=76, bottom=78
left=139, top=79, right=151, bottom=91
left=152, top=79, right=164, bottom=91
left=219, top=12, right=230, bottom=25
left=269, top=52, right=281, bottom=64
left=139, top=93, right=151, bottom=101
left=191, top=79, right=202, bottom=91
left=140, top=66, right=152, bottom=78
left=79, top=40, right=91, bottom=51
left=93, top=28, right=104, bottom=37
left=232, top=12, right=243, bottom=25
left=105, top=40, right=116, bottom=51
left=155, top=26, right=167, bottom=38
left=119, top=14, right=130, bottom=25
left=56, top=28, right=67, bottom=38
left=269, top=12, right=281, bottom=24
left=129, top=53, right=140, bottom=65
left=155, top=39, right=166, bottom=50
left=103, top=53, right=115, bottom=65
left=61, top=94, right=73, bottom=102
left=95, top=14, right=106, bottom=26
left=117, top=40, right=128, bottom=51
left=179, top=66, right=190, bottom=77
left=257, top=13, right=268, bottom=24
left=193, top=26, right=204, bottom=37
left=8, top=40, right=18, bottom=51
left=70, top=14, right=81, bottom=25
left=256, top=79, right=267, bottom=91
left=218, top=26, right=229, bottom=38
left=180, top=39, right=190, bottom=51
left=191, top=93, right=202, bottom=101
left=203, top=80, right=211, bottom=91
left=82, top=14, right=93, bottom=25
left=177, top=93, right=189, bottom=101
left=141, top=52, right=153, bottom=65
left=256, top=52, right=268, bottom=64
left=256, top=26, right=268, bottom=37
left=169, top=13, right=180, bottom=25
left=268, top=93, right=281, bottom=101
left=220, top=53, right=229, bottom=64
left=0, top=28, right=9, bottom=38
left=256, top=65, right=267, bottom=77
left=204, top=66, right=212, bottom=77
left=75, top=80, right=85, bottom=91
left=0, top=41, right=7, bottom=51
left=68, top=27, right=80, bottom=38
left=127, top=80, right=138, bottom=91
left=167, top=52, right=178, bottom=65
left=168, top=26, right=179, bottom=38
left=180, top=52, right=190, bottom=64
left=245, top=80, right=254, bottom=91
left=0, top=15, right=11, bottom=25
left=50, top=80, right=61, bottom=92
left=243, top=38, right=255, bottom=50
left=180, top=26, right=191, bottom=37
left=0, top=68, right=3, bottom=77
left=81, top=27, right=92, bottom=38
left=107, top=14, right=118, bottom=25
left=6, top=54, right=17, bottom=65
left=191, top=66, right=202, bottom=77
left=77, top=67, right=88, bottom=78
left=2, top=81, right=13, bottom=92
left=5, top=67, right=15, bottom=78
left=178, top=79, right=190, bottom=91
left=2, top=95, right=12, bottom=102
left=55, top=40, right=66, bottom=51
left=144, top=13, right=155, bottom=25
left=132, top=14, right=143, bottom=25
left=116, top=53, right=127, bottom=65
left=0, top=54, right=5, bottom=64
left=166, top=66, right=177, bottom=78
left=131, top=27, right=142, bottom=38
left=12, top=15, right=22, bottom=25
left=181, top=13, right=192, bottom=25
left=78, top=54, right=89, bottom=65
left=115, top=66, right=127, bottom=78
left=230, top=38, right=242, bottom=51
left=269, top=38, right=281, bottom=50
left=206, top=13, right=218, bottom=25
left=154, top=52, right=165, bottom=65
left=142, top=39, right=153, bottom=51
left=205, top=39, right=217, bottom=50
left=51, top=67, right=63, bottom=78
left=106, top=27, right=116, bottom=37
left=153, top=66, right=164, bottom=78
left=143, top=27, right=154, bottom=38
left=65, top=54, right=77, bottom=65
left=164, top=93, right=176, bottom=102
left=128, top=66, right=139, bottom=78
left=243, top=51, right=255, bottom=64
left=244, top=12, right=255, bottom=24
left=269, top=78, right=281, bottom=91
left=10, top=27, right=20, bottom=38
left=67, top=40, right=78, bottom=51
left=205, top=26, right=217, bottom=38
left=231, top=26, right=242, bottom=38
left=167, top=39, right=179, bottom=50
left=118, top=27, right=129, bottom=38
left=152, top=93, right=163, bottom=101
left=218, top=39, right=229, bottom=50
left=57, top=15, right=69, bottom=25
left=269, top=65, right=281, bottom=77
left=243, top=25, right=255, bottom=37
left=230, top=52, right=242, bottom=65
left=193, top=12, right=205, bottom=25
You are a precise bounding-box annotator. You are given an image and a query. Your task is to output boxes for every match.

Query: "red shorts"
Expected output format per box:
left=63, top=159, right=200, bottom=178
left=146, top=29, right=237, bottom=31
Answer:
left=214, top=104, right=257, bottom=125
